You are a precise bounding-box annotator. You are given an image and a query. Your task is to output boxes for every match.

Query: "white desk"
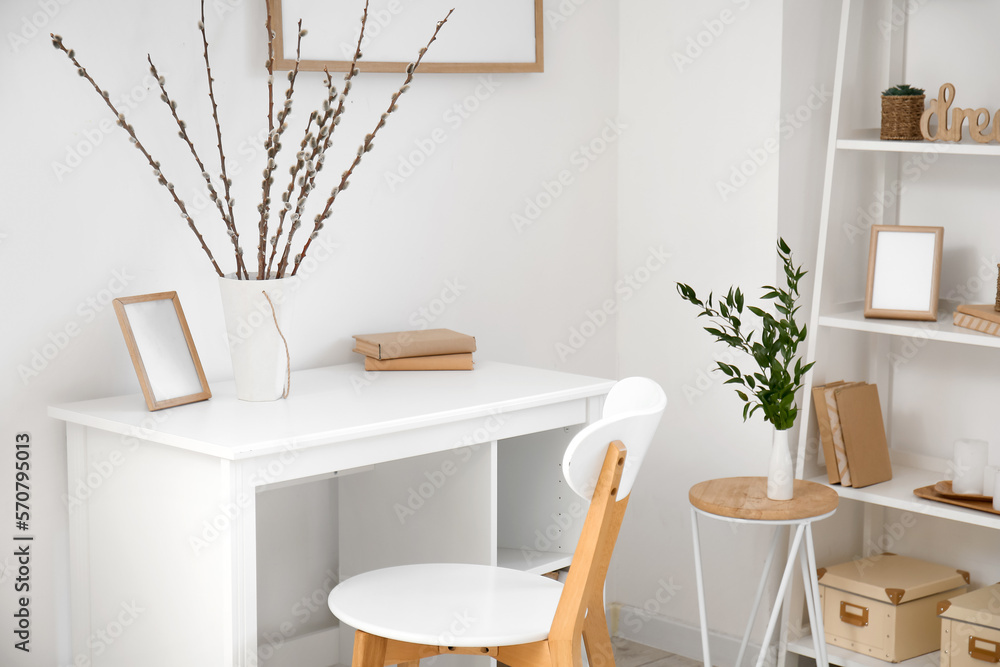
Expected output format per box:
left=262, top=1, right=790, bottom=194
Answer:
left=50, top=361, right=614, bottom=667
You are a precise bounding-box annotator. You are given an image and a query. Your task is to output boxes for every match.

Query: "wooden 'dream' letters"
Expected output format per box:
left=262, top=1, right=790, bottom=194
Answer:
left=921, top=83, right=1000, bottom=143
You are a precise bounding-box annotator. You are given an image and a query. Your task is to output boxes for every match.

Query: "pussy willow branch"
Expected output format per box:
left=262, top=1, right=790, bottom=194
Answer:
left=147, top=55, right=243, bottom=271
left=259, top=2, right=276, bottom=278
left=199, top=0, right=247, bottom=278
left=264, top=1, right=275, bottom=147
left=268, top=68, right=340, bottom=278
left=256, top=22, right=304, bottom=278
left=275, top=1, right=370, bottom=278
left=288, top=8, right=454, bottom=277
left=51, top=34, right=224, bottom=277
left=266, top=107, right=317, bottom=279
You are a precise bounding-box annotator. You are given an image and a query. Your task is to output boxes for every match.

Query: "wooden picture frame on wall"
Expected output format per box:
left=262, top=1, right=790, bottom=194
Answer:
left=864, top=225, right=944, bottom=321
left=113, top=292, right=211, bottom=411
left=267, top=0, right=544, bottom=73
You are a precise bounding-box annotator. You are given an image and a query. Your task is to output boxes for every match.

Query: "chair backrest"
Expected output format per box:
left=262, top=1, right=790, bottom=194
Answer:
left=562, top=377, right=666, bottom=501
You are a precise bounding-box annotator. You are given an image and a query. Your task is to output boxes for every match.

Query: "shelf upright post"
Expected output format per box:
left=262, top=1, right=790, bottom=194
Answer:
left=795, top=0, right=855, bottom=481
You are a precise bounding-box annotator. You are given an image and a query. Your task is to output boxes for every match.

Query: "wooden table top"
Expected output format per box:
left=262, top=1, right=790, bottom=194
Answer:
left=689, top=477, right=839, bottom=521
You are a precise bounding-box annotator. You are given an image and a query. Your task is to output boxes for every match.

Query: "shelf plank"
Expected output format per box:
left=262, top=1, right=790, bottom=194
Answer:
left=787, top=634, right=939, bottom=667
left=818, top=302, right=1000, bottom=349
left=807, top=465, right=1000, bottom=529
left=838, top=129, right=1000, bottom=156
left=496, top=547, right=571, bottom=575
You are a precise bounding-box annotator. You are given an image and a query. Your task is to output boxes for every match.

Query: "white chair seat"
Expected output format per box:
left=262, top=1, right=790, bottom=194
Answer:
left=328, top=563, right=564, bottom=647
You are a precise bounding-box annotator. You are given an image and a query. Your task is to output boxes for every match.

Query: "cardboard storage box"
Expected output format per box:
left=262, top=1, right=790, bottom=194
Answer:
left=939, top=583, right=1000, bottom=667
left=818, top=554, right=969, bottom=663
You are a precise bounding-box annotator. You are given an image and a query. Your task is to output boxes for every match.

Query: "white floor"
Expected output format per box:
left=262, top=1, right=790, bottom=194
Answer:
left=612, top=637, right=702, bottom=667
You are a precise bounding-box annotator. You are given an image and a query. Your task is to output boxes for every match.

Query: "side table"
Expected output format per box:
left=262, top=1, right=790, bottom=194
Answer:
left=689, top=477, right=838, bottom=667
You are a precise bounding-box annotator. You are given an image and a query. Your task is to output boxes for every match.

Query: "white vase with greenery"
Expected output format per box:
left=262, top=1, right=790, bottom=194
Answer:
left=677, top=239, right=814, bottom=500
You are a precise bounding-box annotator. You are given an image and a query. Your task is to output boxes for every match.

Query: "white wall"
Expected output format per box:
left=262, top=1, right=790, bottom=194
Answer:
left=614, top=0, right=785, bottom=654
left=613, top=0, right=843, bottom=660
left=0, top=0, right=619, bottom=664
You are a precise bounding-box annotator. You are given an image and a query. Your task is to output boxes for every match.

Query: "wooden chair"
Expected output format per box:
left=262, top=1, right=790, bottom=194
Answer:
left=327, top=377, right=666, bottom=667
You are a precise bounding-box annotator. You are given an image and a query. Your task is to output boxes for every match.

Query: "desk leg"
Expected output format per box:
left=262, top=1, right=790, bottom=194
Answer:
left=754, top=524, right=805, bottom=667
left=690, top=507, right=711, bottom=667
left=226, top=461, right=258, bottom=667
left=736, top=526, right=784, bottom=667
left=66, top=423, right=92, bottom=663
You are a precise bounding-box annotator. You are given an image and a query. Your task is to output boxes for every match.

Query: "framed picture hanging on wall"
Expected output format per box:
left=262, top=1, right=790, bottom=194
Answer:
left=267, top=0, right=544, bottom=73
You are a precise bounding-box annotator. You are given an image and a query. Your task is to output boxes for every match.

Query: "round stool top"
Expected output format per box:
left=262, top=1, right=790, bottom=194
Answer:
left=689, top=477, right=838, bottom=522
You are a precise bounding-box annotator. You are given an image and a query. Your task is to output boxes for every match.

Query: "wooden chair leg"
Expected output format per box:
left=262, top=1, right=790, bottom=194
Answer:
left=353, top=630, right=388, bottom=667
left=397, top=661, right=420, bottom=667
left=549, top=638, right=583, bottom=667
left=582, top=602, right=615, bottom=667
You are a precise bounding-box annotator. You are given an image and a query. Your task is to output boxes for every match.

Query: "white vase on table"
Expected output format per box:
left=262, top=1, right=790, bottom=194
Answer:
left=217, top=274, right=299, bottom=401
left=767, top=428, right=794, bottom=500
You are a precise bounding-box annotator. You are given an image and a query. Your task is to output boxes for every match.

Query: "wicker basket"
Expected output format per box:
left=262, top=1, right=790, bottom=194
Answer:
left=880, top=94, right=925, bottom=140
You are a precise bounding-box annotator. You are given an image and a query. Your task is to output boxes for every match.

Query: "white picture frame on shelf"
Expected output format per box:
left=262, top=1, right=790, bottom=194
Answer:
left=864, top=225, right=944, bottom=321
left=112, top=292, right=211, bottom=411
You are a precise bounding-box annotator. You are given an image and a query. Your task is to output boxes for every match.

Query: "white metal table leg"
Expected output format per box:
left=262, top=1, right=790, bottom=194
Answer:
left=754, top=523, right=806, bottom=667
left=805, top=525, right=829, bottom=667
left=736, top=525, right=785, bottom=667
left=798, top=533, right=824, bottom=667
left=691, top=507, right=712, bottom=667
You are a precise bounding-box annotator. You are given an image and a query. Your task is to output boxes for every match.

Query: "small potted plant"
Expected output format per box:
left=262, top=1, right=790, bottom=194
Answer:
left=881, top=84, right=925, bottom=141
left=676, top=238, right=814, bottom=500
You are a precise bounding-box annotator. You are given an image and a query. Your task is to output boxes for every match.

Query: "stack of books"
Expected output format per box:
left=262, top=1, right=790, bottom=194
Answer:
left=811, top=381, right=893, bottom=488
left=352, top=329, right=476, bottom=371
left=953, top=303, right=1000, bottom=337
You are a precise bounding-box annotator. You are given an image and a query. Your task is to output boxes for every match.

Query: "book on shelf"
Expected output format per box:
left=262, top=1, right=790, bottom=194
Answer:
left=364, top=353, right=474, bottom=371
left=812, top=380, right=846, bottom=484
left=834, top=383, right=893, bottom=488
left=955, top=303, right=1000, bottom=325
left=352, top=328, right=477, bottom=360
left=953, top=306, right=1000, bottom=337
left=810, top=380, right=892, bottom=488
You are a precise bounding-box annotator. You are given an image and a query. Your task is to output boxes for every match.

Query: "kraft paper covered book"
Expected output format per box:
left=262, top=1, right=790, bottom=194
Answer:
left=812, top=381, right=846, bottom=484
left=825, top=382, right=865, bottom=487
left=955, top=303, right=1000, bottom=326
left=364, top=353, right=474, bottom=371
left=834, top=382, right=893, bottom=489
left=353, top=329, right=477, bottom=360
left=954, top=305, right=1000, bottom=337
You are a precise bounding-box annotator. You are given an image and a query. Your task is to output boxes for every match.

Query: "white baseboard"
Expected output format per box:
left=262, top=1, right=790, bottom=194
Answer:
left=609, top=603, right=763, bottom=666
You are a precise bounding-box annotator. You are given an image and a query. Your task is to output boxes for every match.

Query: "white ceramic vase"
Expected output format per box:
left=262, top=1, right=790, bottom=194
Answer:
left=218, top=274, right=299, bottom=401
left=767, top=428, right=794, bottom=500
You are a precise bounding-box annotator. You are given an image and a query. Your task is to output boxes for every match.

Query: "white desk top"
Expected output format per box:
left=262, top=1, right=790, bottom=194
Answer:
left=49, top=361, right=615, bottom=460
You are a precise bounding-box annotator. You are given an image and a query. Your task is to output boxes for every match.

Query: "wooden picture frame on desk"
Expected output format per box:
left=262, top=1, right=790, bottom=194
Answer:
left=267, top=0, right=544, bottom=73
left=864, top=225, right=944, bottom=321
left=112, top=292, right=211, bottom=411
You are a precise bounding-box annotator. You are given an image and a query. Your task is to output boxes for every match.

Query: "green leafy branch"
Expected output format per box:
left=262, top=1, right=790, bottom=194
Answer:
left=676, top=238, right=815, bottom=431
